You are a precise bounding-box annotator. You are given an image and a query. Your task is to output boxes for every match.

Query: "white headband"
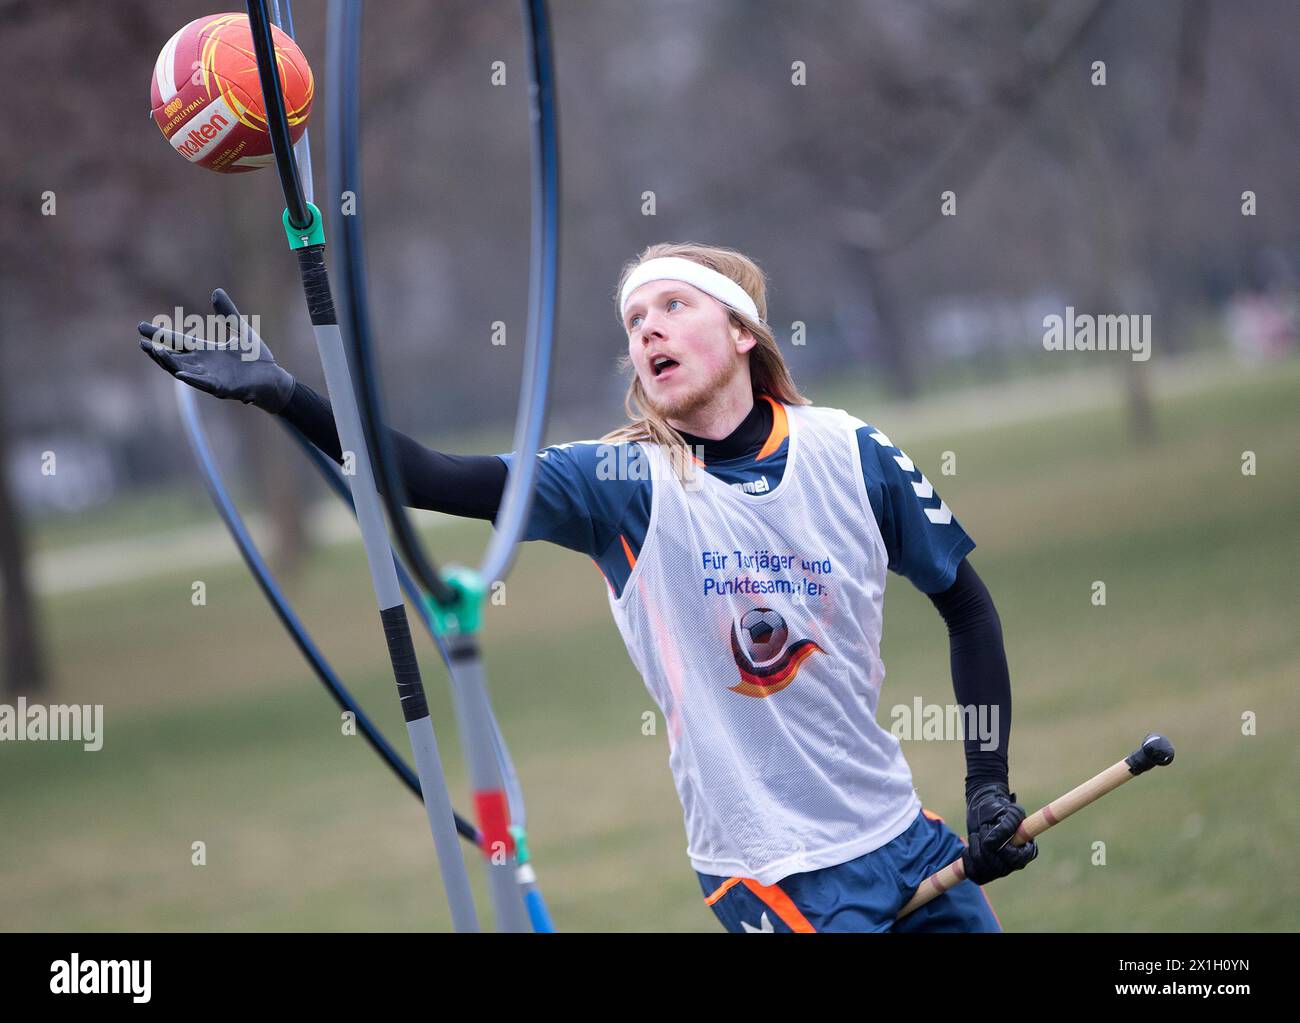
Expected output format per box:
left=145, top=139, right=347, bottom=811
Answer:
left=619, top=256, right=761, bottom=324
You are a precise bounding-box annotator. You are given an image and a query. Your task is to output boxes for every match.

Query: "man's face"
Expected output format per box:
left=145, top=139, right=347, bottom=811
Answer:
left=622, top=280, right=755, bottom=421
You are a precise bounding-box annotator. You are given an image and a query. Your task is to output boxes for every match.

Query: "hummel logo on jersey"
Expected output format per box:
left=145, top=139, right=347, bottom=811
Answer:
left=730, top=474, right=770, bottom=495
left=868, top=430, right=953, bottom=525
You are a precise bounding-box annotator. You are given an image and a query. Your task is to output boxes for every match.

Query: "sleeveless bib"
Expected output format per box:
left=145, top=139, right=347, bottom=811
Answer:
left=606, top=403, right=921, bottom=884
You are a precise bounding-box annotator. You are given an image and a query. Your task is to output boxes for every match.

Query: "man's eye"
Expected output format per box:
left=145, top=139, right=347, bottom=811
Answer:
left=628, top=300, right=679, bottom=330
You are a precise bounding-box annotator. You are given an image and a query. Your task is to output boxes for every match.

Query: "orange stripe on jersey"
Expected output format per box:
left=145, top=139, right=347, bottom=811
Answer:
left=590, top=557, right=614, bottom=593
left=703, top=876, right=743, bottom=906
left=741, top=878, right=817, bottom=932
left=755, top=395, right=788, bottom=462
left=922, top=807, right=946, bottom=824
left=619, top=533, right=637, bottom=570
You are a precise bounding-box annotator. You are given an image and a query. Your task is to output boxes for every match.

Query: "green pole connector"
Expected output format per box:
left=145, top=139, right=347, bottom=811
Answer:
left=282, top=202, right=326, bottom=250
left=426, top=564, right=487, bottom=637
left=509, top=825, right=530, bottom=865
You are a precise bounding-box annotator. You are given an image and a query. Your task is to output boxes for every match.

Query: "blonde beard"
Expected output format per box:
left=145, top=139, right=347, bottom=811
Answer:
left=645, top=358, right=740, bottom=425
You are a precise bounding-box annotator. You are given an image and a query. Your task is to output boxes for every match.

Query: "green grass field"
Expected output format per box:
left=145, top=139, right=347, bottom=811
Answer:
left=3, top=358, right=1298, bottom=931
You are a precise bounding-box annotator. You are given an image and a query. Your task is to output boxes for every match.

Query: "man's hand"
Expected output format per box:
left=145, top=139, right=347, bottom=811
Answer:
left=962, top=780, right=1038, bottom=885
left=138, top=289, right=296, bottom=414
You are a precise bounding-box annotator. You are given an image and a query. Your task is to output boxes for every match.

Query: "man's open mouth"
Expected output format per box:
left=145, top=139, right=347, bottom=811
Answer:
left=652, top=355, right=679, bottom=377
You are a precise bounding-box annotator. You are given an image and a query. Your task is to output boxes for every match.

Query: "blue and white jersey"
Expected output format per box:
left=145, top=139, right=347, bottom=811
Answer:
left=498, top=399, right=974, bottom=883
left=497, top=397, right=973, bottom=599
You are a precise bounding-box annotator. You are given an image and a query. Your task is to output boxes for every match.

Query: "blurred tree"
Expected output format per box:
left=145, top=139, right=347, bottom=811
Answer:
left=1053, top=0, right=1212, bottom=444
left=0, top=365, right=47, bottom=696
left=831, top=0, right=1115, bottom=397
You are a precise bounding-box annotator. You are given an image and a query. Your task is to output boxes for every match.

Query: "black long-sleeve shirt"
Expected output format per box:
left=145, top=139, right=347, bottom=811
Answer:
left=278, top=379, right=507, bottom=519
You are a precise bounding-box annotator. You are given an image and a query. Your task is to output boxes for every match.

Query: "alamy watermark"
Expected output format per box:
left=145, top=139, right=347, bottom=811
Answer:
left=50, top=954, right=150, bottom=1003
left=0, top=698, right=103, bottom=751
left=592, top=441, right=709, bottom=491
left=145, top=307, right=264, bottom=361
left=889, top=698, right=999, bottom=751
left=1043, top=306, right=1151, bottom=362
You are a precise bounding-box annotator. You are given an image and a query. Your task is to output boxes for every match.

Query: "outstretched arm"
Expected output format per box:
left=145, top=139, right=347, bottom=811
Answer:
left=138, top=289, right=508, bottom=522
left=276, top=379, right=506, bottom=521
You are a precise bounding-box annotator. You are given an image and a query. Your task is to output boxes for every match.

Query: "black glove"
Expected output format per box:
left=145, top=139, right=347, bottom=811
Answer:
left=138, top=288, right=296, bottom=414
left=961, top=780, right=1038, bottom=885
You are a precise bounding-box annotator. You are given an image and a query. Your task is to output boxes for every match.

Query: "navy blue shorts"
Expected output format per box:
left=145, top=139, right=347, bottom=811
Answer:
left=698, top=808, right=1003, bottom=933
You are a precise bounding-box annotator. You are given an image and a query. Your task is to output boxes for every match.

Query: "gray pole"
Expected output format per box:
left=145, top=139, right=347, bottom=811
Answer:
left=311, top=324, right=480, bottom=933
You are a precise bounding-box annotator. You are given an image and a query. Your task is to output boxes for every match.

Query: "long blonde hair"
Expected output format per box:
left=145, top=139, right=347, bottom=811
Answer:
left=600, top=242, right=809, bottom=477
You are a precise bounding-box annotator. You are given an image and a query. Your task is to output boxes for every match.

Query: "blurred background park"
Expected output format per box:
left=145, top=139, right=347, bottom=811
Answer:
left=1, top=0, right=1297, bottom=931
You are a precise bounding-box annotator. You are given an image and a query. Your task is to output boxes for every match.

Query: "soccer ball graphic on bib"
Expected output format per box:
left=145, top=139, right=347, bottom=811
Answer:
left=737, top=608, right=789, bottom=665
left=729, top=607, right=823, bottom=698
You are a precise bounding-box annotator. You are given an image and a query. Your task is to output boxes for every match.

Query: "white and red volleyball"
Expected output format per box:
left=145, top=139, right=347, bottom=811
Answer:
left=150, top=12, right=314, bottom=174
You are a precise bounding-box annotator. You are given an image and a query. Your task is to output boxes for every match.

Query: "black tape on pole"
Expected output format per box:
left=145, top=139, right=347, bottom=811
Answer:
left=380, top=606, right=430, bottom=723
left=296, top=247, right=337, bottom=326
